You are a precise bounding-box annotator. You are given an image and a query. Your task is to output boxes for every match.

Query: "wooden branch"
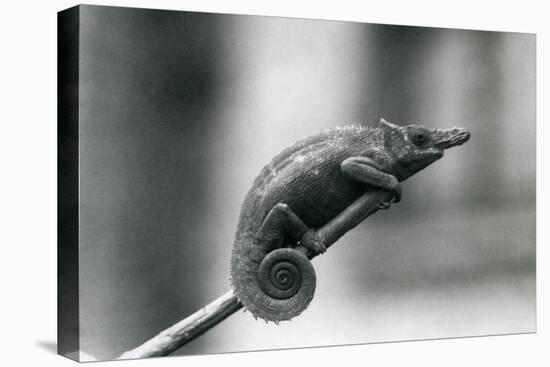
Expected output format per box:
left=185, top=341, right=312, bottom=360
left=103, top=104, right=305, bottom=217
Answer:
left=118, top=290, right=242, bottom=359
left=117, top=190, right=391, bottom=359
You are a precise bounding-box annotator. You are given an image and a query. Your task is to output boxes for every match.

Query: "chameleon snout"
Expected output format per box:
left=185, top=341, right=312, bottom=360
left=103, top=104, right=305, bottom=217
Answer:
left=434, top=127, right=470, bottom=150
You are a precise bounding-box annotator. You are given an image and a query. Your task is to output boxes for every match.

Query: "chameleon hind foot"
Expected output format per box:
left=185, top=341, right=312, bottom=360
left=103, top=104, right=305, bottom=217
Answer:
left=299, top=230, right=326, bottom=256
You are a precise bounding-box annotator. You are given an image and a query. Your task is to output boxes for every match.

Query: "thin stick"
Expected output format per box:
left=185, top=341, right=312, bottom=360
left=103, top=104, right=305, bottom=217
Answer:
left=118, top=290, right=242, bottom=359
left=117, top=190, right=391, bottom=359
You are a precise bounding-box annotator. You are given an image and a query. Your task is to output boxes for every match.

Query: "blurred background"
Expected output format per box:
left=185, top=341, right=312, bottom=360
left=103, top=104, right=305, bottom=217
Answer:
left=76, top=5, right=535, bottom=361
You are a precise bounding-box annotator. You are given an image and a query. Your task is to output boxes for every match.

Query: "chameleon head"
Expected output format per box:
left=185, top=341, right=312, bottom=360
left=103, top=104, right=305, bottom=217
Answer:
left=379, top=118, right=470, bottom=181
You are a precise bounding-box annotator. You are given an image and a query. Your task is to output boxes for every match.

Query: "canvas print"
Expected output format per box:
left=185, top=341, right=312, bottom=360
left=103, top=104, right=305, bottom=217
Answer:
left=58, top=4, right=536, bottom=362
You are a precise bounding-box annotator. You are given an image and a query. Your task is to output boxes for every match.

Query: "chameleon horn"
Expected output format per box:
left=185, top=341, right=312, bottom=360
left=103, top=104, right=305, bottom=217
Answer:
left=255, top=248, right=316, bottom=321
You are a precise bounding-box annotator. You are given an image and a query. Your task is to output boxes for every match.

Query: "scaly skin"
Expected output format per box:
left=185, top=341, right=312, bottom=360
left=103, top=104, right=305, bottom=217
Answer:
left=230, top=119, right=470, bottom=322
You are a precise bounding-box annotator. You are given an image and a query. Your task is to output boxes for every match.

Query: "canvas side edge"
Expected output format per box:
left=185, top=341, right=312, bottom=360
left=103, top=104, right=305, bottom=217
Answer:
left=57, top=5, right=81, bottom=362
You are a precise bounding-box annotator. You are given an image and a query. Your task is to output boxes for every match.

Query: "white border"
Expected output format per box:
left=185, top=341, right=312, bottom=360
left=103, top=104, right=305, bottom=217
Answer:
left=1, top=1, right=546, bottom=366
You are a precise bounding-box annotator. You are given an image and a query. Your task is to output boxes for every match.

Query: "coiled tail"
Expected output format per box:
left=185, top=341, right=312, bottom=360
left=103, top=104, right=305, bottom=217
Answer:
left=230, top=239, right=316, bottom=322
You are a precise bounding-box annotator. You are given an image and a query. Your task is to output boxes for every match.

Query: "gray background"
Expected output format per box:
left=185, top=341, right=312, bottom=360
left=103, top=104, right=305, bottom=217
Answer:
left=76, top=5, right=535, bottom=361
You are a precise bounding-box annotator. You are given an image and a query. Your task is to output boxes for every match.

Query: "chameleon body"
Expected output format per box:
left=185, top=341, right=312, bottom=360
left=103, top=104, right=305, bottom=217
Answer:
left=230, top=119, right=470, bottom=322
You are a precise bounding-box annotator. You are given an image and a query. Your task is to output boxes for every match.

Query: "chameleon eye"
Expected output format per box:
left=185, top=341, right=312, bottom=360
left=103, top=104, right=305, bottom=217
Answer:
left=409, top=129, right=430, bottom=146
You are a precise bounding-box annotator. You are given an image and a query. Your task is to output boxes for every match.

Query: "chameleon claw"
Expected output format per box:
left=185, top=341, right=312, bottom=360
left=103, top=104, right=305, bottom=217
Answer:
left=317, top=241, right=327, bottom=254
left=378, top=201, right=391, bottom=210
left=391, top=183, right=402, bottom=203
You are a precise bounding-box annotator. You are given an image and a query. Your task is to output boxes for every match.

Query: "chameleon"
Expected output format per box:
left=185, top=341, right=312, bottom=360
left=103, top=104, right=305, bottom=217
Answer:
left=230, top=118, right=470, bottom=323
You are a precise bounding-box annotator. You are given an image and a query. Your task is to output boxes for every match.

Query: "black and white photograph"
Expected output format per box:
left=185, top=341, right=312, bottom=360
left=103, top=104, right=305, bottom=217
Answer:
left=57, top=4, right=535, bottom=362
left=2, top=1, right=548, bottom=367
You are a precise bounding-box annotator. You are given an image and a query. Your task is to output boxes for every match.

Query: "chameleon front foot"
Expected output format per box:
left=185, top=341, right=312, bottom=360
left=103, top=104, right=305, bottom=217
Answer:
left=340, top=156, right=402, bottom=204
left=378, top=201, right=391, bottom=210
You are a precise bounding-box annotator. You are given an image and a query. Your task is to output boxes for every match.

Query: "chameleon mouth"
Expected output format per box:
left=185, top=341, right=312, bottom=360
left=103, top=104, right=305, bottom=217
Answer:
left=408, top=147, right=443, bottom=161
left=422, top=147, right=444, bottom=163
left=397, top=147, right=444, bottom=180
left=434, top=127, right=471, bottom=150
